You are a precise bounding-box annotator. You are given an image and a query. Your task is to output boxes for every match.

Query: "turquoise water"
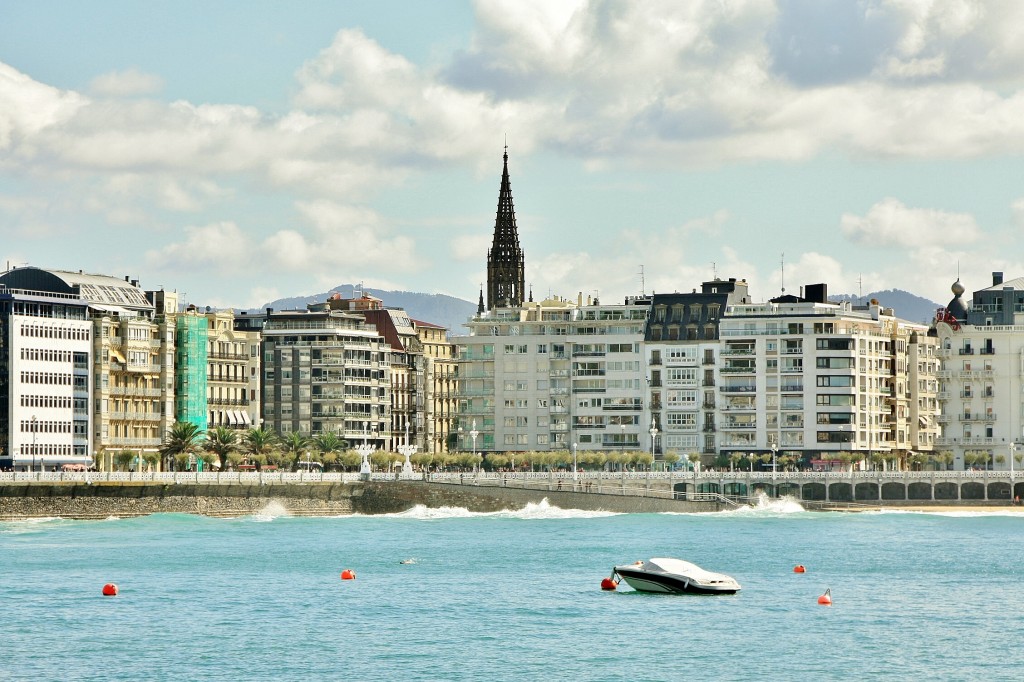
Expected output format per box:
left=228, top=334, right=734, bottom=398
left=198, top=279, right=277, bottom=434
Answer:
left=3, top=500, right=1024, bottom=681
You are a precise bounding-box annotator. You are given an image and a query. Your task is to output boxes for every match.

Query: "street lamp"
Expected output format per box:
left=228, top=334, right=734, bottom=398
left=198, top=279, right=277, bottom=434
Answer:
left=771, top=442, right=778, bottom=483
left=620, top=423, right=626, bottom=449
left=649, top=417, right=659, bottom=471
left=470, top=419, right=479, bottom=471
left=1010, top=440, right=1017, bottom=503
left=398, top=421, right=417, bottom=475
left=31, top=415, right=37, bottom=474
left=356, top=420, right=373, bottom=477
left=572, top=442, right=578, bottom=484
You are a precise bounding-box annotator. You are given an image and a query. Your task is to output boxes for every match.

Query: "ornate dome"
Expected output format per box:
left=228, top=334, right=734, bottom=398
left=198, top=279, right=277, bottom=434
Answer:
left=946, top=279, right=969, bottom=320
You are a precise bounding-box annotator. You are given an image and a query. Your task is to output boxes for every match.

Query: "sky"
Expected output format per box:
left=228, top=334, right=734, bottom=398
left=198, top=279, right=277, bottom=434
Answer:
left=3, top=0, right=1024, bottom=312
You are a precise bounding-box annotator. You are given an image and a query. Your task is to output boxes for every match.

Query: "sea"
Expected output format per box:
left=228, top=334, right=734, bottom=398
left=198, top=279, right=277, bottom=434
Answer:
left=3, top=498, right=1023, bottom=682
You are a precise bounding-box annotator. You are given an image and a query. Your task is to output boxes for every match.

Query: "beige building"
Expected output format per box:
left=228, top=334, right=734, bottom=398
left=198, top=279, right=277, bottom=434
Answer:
left=717, top=291, right=938, bottom=468
left=414, top=319, right=457, bottom=453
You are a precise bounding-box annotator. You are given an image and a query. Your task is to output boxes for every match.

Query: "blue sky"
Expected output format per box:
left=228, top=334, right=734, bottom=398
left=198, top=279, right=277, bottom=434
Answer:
left=3, top=0, right=1024, bottom=312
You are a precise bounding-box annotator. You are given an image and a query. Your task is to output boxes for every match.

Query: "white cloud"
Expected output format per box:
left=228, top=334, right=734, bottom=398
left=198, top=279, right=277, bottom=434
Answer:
left=1012, top=198, right=1024, bottom=228
left=88, top=69, right=164, bottom=97
left=146, top=222, right=253, bottom=271
left=840, top=198, right=980, bottom=248
left=451, top=233, right=490, bottom=262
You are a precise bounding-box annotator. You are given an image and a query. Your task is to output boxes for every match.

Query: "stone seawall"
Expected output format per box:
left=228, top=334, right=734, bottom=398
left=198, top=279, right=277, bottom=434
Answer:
left=0, top=481, right=721, bottom=520
left=0, top=482, right=358, bottom=519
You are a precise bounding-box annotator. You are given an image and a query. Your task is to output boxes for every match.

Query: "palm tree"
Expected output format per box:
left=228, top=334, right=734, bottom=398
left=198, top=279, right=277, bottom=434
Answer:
left=312, top=432, right=347, bottom=468
left=160, top=421, right=205, bottom=471
left=281, top=431, right=311, bottom=469
left=206, top=426, right=239, bottom=470
left=242, top=426, right=278, bottom=462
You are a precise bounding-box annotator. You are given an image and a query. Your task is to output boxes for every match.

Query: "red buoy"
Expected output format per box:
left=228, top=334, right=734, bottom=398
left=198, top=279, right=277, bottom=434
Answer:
left=102, top=583, right=119, bottom=596
left=817, top=588, right=832, bottom=606
left=600, top=577, right=618, bottom=591
left=793, top=565, right=806, bottom=573
left=340, top=569, right=356, bottom=581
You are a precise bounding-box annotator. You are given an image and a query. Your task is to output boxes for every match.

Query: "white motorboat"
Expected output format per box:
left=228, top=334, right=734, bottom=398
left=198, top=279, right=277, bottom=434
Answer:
left=609, top=557, right=741, bottom=595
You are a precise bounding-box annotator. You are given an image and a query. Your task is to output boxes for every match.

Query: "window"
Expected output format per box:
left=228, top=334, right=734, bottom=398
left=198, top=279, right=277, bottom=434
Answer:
left=666, top=412, right=697, bottom=429
left=817, top=375, right=853, bottom=387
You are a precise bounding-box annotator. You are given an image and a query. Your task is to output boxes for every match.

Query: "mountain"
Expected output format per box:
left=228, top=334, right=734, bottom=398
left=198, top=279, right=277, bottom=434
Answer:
left=259, top=285, right=477, bottom=334
left=831, top=289, right=941, bottom=324
left=256, top=285, right=941, bottom=335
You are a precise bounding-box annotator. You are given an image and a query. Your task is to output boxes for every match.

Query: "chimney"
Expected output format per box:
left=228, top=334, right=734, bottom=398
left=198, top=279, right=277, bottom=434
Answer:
left=993, top=272, right=1004, bottom=286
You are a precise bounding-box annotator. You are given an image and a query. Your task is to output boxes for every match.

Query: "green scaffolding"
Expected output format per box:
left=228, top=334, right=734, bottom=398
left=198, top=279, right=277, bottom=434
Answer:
left=175, top=314, right=208, bottom=431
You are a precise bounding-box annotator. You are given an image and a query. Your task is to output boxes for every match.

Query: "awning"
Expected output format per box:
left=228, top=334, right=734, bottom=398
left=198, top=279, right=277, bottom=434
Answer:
left=89, top=303, right=133, bottom=315
left=239, top=411, right=252, bottom=425
left=226, top=411, right=238, bottom=425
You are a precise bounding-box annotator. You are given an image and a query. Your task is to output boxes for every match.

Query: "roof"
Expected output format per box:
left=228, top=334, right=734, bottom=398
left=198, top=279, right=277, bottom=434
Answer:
left=0, top=267, right=153, bottom=310
left=411, top=318, right=447, bottom=330
left=980, top=276, right=1024, bottom=291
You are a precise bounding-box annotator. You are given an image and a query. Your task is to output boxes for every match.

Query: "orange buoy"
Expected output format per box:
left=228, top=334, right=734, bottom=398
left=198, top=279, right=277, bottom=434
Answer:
left=817, top=588, right=832, bottom=606
left=101, top=583, right=119, bottom=596
left=340, top=569, right=356, bottom=581
left=600, top=577, right=618, bottom=591
left=793, top=565, right=806, bottom=573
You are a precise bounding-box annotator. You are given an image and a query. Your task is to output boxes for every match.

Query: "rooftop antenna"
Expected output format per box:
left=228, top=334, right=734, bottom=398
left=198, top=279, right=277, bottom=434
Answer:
left=780, top=253, right=786, bottom=295
left=639, top=265, right=646, bottom=296
left=712, top=261, right=717, bottom=280
left=857, top=274, right=863, bottom=303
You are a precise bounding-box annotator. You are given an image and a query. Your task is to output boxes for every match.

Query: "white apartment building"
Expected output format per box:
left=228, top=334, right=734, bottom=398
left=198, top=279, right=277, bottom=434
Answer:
left=934, top=273, right=1024, bottom=469
left=0, top=275, right=93, bottom=471
left=646, top=279, right=753, bottom=460
left=454, top=295, right=650, bottom=454
left=717, top=290, right=938, bottom=468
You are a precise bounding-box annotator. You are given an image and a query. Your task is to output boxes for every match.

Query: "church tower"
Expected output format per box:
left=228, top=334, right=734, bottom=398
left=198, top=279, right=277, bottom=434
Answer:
left=486, top=147, right=525, bottom=310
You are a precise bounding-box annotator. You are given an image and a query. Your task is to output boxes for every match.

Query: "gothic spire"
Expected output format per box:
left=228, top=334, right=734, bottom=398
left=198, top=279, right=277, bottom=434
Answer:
left=487, top=146, right=525, bottom=309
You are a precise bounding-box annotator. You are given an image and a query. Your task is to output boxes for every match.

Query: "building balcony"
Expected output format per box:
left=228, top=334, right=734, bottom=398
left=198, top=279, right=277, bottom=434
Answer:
left=960, top=414, right=995, bottom=422
left=720, top=385, right=756, bottom=393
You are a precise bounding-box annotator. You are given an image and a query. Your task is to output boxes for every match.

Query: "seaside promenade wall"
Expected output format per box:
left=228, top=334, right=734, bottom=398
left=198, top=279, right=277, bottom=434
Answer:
left=0, top=480, right=721, bottom=520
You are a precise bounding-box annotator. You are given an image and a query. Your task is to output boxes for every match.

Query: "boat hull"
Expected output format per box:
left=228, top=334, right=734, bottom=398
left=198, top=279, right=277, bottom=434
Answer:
left=611, top=559, right=741, bottom=595
left=614, top=568, right=737, bottom=594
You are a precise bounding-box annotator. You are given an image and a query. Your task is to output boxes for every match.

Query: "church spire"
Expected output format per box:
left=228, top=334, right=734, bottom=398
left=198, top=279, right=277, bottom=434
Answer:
left=487, top=146, right=525, bottom=310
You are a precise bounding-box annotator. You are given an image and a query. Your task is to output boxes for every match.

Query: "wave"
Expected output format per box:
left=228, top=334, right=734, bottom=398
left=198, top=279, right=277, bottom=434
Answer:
left=0, top=516, right=63, bottom=533
left=721, top=493, right=807, bottom=516
left=876, top=508, right=1024, bottom=518
left=660, top=492, right=807, bottom=516
left=360, top=498, right=620, bottom=520
left=248, top=501, right=291, bottom=522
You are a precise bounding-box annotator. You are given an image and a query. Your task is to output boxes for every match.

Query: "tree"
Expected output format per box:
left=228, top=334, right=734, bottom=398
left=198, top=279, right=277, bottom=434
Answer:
left=907, top=452, right=927, bottom=471
left=313, top=432, right=347, bottom=457
left=687, top=452, right=701, bottom=470
left=932, top=450, right=955, bottom=471
left=411, top=451, right=435, bottom=471
left=868, top=451, right=886, bottom=471
left=205, top=426, right=239, bottom=470
left=662, top=451, right=681, bottom=469
left=313, top=432, right=346, bottom=470
left=728, top=452, right=743, bottom=472
left=115, top=450, right=135, bottom=471
left=243, top=426, right=277, bottom=455
left=280, top=431, right=310, bottom=469
left=160, top=421, right=205, bottom=471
